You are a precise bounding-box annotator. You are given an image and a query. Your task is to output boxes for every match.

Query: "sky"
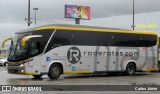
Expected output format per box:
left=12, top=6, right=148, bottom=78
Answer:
left=1, top=0, right=160, bottom=44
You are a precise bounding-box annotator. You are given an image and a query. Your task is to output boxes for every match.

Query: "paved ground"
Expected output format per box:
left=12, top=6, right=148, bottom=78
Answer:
left=0, top=66, right=160, bottom=94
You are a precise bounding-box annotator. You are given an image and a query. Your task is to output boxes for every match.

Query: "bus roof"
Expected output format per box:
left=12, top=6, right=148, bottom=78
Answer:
left=16, top=24, right=158, bottom=35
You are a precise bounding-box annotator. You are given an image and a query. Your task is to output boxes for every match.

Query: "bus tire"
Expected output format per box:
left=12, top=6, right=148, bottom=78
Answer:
left=124, top=63, right=136, bottom=75
left=48, top=64, right=62, bottom=79
left=3, top=62, right=7, bottom=67
left=32, top=75, right=42, bottom=79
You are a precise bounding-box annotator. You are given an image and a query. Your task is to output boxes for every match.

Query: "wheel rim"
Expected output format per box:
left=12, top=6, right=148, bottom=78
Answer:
left=128, top=65, right=134, bottom=74
left=52, top=67, right=59, bottom=77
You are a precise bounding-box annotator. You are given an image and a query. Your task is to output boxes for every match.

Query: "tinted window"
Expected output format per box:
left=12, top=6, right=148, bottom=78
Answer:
left=32, top=29, right=54, bottom=54
left=110, top=33, right=157, bottom=47
left=46, top=30, right=72, bottom=52
left=28, top=42, right=40, bottom=57
left=72, top=30, right=157, bottom=47
left=46, top=30, right=157, bottom=52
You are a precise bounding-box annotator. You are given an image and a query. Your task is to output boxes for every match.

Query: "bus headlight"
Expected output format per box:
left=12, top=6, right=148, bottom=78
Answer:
left=21, top=70, right=24, bottom=72
left=20, top=64, right=24, bottom=67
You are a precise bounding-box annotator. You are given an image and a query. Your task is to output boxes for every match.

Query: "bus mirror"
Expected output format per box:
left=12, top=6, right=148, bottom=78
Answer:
left=2, top=37, right=12, bottom=48
left=21, top=35, right=42, bottom=47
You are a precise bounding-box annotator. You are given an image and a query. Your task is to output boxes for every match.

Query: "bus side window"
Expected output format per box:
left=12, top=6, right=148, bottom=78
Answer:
left=28, top=42, right=40, bottom=56
left=52, top=38, right=70, bottom=48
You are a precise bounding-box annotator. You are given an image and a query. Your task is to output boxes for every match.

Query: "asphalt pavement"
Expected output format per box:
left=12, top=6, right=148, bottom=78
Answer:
left=0, top=66, right=160, bottom=94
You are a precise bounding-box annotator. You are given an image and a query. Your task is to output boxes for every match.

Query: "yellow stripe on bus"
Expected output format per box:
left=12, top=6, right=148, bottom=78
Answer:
left=24, top=72, right=36, bottom=75
left=146, top=68, right=158, bottom=71
left=36, top=26, right=158, bottom=35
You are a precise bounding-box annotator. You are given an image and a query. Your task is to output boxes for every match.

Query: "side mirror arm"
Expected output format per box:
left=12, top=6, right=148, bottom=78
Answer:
left=2, top=37, right=13, bottom=48
left=21, top=35, right=42, bottom=47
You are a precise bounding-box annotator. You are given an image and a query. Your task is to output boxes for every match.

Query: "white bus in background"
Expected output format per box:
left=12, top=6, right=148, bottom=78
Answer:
left=2, top=24, right=159, bottom=79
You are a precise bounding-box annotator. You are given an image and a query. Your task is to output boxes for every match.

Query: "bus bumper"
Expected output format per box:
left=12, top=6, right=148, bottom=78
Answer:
left=7, top=64, right=36, bottom=75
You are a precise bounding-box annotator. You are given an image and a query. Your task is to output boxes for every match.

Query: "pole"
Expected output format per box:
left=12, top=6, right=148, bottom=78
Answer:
left=133, top=0, right=135, bottom=30
left=28, top=0, right=31, bottom=26
left=35, top=9, right=36, bottom=25
left=75, top=18, right=80, bottom=24
left=33, top=8, right=39, bottom=25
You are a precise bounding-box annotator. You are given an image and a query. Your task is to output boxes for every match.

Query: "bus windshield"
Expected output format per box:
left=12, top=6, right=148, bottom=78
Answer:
left=8, top=33, right=31, bottom=62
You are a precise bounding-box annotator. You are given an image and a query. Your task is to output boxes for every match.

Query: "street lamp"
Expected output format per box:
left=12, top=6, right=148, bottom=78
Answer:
left=28, top=0, right=31, bottom=26
left=33, top=8, right=39, bottom=25
left=132, top=0, right=135, bottom=30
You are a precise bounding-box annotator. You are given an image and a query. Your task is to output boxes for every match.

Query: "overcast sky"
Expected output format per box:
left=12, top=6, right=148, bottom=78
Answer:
left=1, top=0, right=160, bottom=44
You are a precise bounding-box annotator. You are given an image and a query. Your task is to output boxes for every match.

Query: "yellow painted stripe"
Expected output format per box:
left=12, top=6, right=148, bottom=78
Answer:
left=21, top=36, right=29, bottom=47
left=36, top=26, right=158, bottom=35
left=64, top=71, right=91, bottom=74
left=157, top=37, right=159, bottom=45
left=21, top=35, right=42, bottom=47
left=24, top=72, right=36, bottom=75
left=146, top=68, right=158, bottom=71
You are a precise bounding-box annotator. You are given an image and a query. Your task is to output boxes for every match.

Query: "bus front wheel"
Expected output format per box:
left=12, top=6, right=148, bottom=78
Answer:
left=3, top=62, right=7, bottom=66
left=48, top=64, right=62, bottom=79
left=124, top=63, right=136, bottom=75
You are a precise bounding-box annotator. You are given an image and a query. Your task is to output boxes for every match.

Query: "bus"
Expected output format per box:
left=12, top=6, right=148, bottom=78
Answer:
left=158, top=36, right=160, bottom=70
left=2, top=24, right=159, bottom=79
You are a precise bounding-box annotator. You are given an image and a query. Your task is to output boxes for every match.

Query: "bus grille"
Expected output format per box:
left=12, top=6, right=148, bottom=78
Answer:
left=8, top=69, right=18, bottom=73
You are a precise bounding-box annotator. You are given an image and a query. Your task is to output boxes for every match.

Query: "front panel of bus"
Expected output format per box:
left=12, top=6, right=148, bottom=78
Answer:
left=7, top=29, right=54, bottom=75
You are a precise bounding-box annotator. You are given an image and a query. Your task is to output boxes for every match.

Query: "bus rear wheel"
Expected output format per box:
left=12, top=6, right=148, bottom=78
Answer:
left=48, top=64, right=62, bottom=79
left=124, top=63, right=136, bottom=75
left=32, top=75, right=42, bottom=79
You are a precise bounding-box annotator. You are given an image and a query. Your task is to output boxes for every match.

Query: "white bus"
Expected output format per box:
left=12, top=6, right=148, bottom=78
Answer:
left=158, top=36, right=160, bottom=70
left=2, top=24, right=159, bottom=79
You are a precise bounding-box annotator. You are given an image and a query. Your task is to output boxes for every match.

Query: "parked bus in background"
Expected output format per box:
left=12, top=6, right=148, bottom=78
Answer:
left=2, top=24, right=159, bottom=79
